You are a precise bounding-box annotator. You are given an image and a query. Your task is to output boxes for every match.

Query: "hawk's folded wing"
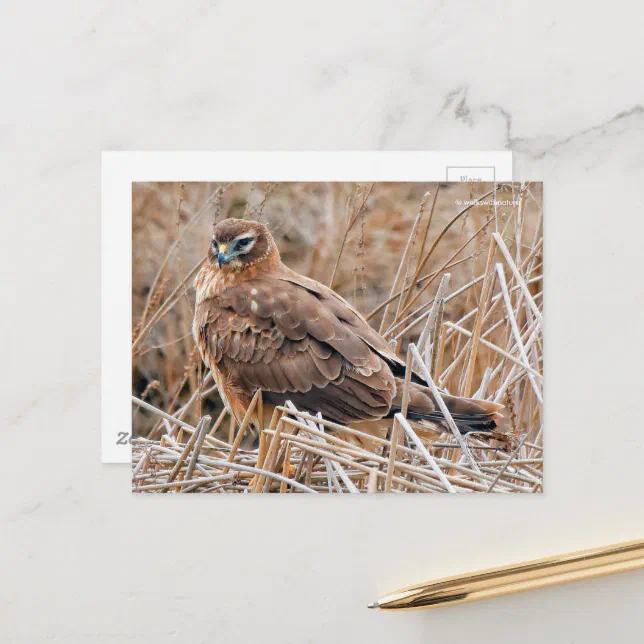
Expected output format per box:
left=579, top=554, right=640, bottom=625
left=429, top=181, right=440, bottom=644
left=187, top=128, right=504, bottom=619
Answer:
left=194, top=275, right=398, bottom=424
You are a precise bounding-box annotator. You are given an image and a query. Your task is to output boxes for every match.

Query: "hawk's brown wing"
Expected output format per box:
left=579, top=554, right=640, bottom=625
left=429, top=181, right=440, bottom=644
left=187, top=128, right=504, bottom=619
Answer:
left=194, top=276, right=397, bottom=424
left=277, top=265, right=406, bottom=369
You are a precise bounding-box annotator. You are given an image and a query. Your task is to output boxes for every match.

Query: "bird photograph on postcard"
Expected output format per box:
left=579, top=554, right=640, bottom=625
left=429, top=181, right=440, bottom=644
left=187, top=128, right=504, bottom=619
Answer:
left=132, top=182, right=543, bottom=493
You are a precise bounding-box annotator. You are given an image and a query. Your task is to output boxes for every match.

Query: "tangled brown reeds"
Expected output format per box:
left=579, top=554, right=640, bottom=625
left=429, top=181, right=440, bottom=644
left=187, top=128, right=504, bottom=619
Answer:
left=132, top=181, right=543, bottom=493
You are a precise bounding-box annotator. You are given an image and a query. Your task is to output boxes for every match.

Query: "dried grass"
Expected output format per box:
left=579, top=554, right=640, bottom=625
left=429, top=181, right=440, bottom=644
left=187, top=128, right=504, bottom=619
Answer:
left=132, top=181, right=543, bottom=493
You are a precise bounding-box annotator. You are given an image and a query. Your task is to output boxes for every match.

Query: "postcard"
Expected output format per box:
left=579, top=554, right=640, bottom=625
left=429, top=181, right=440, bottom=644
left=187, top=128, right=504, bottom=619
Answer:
left=103, top=151, right=513, bottom=464
left=128, top=178, right=542, bottom=494
left=102, top=154, right=543, bottom=494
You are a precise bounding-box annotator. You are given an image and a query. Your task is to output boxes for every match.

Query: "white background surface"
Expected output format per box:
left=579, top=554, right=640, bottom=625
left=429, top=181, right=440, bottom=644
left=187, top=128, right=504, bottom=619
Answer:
left=2, top=2, right=644, bottom=643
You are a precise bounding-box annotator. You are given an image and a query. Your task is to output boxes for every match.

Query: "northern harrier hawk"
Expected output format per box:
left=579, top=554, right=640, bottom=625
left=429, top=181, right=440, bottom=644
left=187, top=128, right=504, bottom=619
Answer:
left=193, top=219, right=502, bottom=438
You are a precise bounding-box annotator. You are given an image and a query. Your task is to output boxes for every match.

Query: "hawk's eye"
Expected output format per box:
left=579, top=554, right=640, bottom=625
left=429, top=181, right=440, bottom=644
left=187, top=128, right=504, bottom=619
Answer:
left=211, top=239, right=219, bottom=250
left=237, top=237, right=252, bottom=248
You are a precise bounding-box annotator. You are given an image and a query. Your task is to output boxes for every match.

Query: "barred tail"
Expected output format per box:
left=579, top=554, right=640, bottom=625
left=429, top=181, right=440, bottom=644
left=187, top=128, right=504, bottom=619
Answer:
left=392, top=381, right=504, bottom=434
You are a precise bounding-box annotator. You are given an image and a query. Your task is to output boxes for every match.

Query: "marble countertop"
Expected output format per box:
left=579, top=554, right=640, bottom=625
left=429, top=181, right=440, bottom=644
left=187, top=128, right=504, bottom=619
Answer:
left=2, top=2, right=643, bottom=643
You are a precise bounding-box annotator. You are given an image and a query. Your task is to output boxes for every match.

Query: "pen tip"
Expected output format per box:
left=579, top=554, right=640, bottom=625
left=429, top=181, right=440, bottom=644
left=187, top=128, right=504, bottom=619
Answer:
left=367, top=602, right=379, bottom=609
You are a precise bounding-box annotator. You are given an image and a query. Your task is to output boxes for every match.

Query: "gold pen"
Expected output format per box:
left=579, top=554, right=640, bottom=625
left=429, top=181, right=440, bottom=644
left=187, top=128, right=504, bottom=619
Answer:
left=369, top=538, right=644, bottom=611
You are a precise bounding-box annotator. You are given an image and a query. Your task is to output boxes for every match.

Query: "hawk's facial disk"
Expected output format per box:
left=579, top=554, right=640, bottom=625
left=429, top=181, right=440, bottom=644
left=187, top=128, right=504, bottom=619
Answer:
left=209, top=218, right=276, bottom=272
left=212, top=233, right=258, bottom=268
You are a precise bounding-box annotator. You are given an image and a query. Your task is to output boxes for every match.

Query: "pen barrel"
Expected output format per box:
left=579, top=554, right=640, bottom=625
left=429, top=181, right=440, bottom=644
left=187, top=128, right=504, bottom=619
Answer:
left=379, top=539, right=644, bottom=610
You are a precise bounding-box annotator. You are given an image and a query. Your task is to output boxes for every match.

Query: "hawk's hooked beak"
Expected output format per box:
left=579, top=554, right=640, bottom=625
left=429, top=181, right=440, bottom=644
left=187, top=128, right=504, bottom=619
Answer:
left=217, top=243, right=230, bottom=268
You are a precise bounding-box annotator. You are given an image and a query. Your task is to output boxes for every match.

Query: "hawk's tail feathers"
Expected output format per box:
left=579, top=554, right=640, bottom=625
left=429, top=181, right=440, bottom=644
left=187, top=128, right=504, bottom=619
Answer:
left=399, top=387, right=505, bottom=435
